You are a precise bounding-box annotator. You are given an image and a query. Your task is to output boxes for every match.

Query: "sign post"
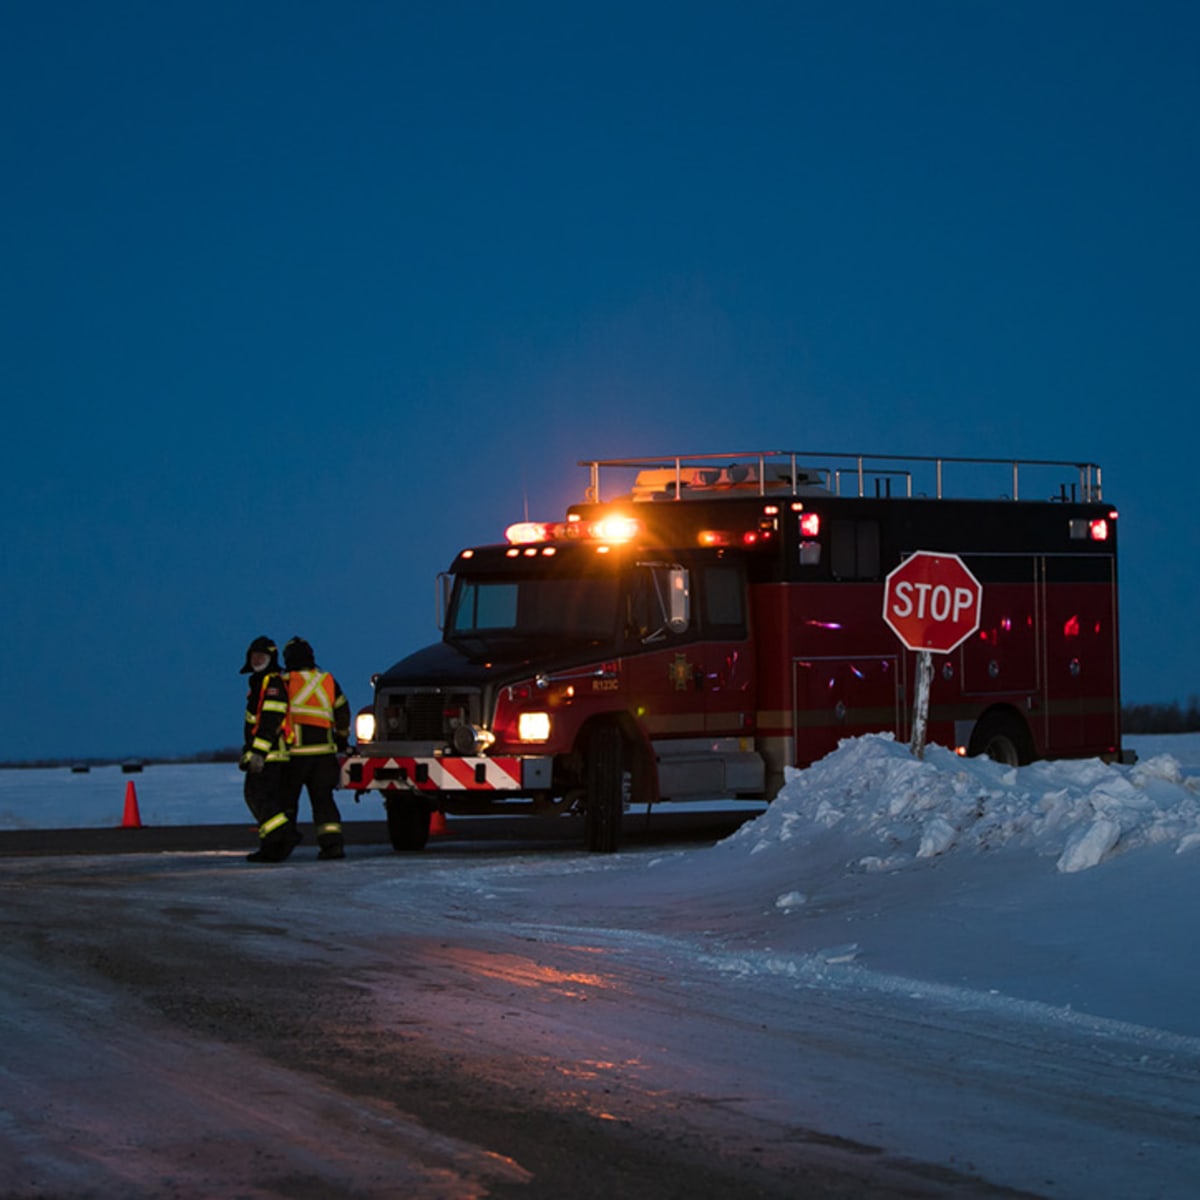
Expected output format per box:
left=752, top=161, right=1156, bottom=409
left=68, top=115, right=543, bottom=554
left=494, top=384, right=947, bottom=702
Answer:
left=882, top=551, right=983, bottom=758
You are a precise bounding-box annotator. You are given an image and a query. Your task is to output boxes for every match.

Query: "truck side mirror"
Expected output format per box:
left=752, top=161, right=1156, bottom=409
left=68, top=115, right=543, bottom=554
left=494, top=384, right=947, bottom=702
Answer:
left=667, top=566, right=690, bottom=632
left=437, top=573, right=453, bottom=631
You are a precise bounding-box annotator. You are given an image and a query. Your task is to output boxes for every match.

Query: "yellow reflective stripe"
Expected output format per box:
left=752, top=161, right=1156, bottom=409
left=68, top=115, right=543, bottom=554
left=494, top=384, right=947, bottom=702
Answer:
left=288, top=743, right=335, bottom=756
left=244, top=709, right=255, bottom=722
left=251, top=736, right=273, bottom=752
left=260, top=812, right=289, bottom=836
left=318, top=823, right=342, bottom=835
left=262, top=700, right=288, bottom=714
left=266, top=750, right=290, bottom=762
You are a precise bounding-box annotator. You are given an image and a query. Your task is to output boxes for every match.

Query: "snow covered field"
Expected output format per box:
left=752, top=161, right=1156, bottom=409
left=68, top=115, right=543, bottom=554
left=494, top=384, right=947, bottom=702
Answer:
left=3, top=734, right=1200, bottom=1197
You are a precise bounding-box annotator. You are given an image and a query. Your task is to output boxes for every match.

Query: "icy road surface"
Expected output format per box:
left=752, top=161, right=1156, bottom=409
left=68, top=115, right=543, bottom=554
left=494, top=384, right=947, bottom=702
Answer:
left=1, top=837, right=1198, bottom=1200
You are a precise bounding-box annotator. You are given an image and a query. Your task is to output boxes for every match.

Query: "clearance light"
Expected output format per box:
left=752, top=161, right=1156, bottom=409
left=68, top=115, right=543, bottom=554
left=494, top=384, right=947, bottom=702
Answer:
left=1089, top=519, right=1109, bottom=541
left=799, top=512, right=821, bottom=537
left=355, top=711, right=376, bottom=742
left=518, top=712, right=551, bottom=742
left=698, top=530, right=731, bottom=547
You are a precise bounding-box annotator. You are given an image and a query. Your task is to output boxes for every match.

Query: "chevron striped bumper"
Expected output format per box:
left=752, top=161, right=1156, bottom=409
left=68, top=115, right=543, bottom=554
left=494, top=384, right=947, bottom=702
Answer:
left=339, top=754, right=553, bottom=793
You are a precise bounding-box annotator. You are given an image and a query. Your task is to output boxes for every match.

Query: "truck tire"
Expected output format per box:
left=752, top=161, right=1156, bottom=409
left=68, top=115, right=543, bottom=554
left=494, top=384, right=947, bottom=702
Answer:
left=584, top=725, right=624, bottom=854
left=385, top=796, right=431, bottom=852
left=968, top=712, right=1034, bottom=767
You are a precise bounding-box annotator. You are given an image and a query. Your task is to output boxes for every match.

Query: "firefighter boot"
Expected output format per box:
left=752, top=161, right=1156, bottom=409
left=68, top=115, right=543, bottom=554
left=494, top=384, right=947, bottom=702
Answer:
left=317, top=823, right=345, bottom=860
left=247, top=817, right=302, bottom=863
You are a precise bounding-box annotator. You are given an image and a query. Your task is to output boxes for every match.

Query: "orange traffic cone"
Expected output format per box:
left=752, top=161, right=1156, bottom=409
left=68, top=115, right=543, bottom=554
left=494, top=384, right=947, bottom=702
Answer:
left=121, top=780, right=143, bottom=829
left=429, top=809, right=447, bottom=836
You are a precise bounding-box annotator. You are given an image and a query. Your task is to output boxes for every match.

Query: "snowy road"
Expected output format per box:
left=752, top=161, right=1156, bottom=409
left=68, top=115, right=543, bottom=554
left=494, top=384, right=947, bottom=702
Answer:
left=3, top=838, right=1198, bottom=1199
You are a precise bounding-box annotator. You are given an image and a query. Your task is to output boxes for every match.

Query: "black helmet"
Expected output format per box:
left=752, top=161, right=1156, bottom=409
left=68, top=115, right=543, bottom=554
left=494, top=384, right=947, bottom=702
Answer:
left=239, top=635, right=279, bottom=674
left=284, top=636, right=316, bottom=670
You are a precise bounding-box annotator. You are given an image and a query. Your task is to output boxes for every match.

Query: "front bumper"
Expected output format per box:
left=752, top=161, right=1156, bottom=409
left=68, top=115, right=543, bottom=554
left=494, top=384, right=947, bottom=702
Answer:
left=340, top=753, right=553, bottom=793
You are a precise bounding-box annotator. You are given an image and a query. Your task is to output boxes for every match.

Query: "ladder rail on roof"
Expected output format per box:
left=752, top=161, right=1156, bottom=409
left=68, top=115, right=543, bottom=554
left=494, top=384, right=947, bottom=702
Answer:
left=580, top=451, right=1103, bottom=506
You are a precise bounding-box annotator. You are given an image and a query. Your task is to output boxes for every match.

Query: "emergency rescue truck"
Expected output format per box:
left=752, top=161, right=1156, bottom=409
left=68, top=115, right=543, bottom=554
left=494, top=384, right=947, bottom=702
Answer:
left=342, top=449, right=1128, bottom=853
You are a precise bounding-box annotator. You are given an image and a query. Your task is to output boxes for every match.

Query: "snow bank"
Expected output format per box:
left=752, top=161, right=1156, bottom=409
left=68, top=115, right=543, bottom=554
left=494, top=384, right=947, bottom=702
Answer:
left=724, top=733, right=1200, bottom=873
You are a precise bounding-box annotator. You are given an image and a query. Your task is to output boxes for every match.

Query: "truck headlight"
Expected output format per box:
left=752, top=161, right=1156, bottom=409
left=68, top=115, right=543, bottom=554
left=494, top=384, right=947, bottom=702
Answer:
left=355, top=710, right=376, bottom=743
left=517, top=712, right=551, bottom=742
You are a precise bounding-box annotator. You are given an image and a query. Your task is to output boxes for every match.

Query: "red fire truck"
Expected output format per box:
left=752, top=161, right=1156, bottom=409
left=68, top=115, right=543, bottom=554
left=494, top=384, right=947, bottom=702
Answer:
left=342, top=449, right=1128, bottom=852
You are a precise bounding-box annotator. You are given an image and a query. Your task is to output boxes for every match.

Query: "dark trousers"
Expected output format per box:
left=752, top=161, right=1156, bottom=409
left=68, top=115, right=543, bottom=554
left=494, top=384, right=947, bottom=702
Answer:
left=243, top=761, right=287, bottom=824
left=243, top=762, right=297, bottom=857
left=283, top=754, right=344, bottom=848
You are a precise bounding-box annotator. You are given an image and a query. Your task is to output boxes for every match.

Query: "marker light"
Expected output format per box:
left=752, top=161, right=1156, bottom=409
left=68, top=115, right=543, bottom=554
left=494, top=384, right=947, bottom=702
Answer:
left=355, top=711, right=376, bottom=742
left=799, top=512, right=821, bottom=537
left=1089, top=519, right=1109, bottom=541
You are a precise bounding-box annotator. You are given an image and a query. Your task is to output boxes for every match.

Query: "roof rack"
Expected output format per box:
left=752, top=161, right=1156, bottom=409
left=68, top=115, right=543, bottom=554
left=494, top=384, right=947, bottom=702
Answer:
left=579, top=451, right=1103, bottom=506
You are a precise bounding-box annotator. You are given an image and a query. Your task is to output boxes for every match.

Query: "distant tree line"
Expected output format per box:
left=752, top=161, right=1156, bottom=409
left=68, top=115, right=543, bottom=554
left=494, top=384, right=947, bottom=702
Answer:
left=0, top=747, right=243, bottom=770
left=1121, top=699, right=1200, bottom=734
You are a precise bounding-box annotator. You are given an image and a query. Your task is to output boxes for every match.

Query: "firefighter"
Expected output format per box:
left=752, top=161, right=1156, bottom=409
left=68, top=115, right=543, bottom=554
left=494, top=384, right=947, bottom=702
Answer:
left=239, top=635, right=301, bottom=863
left=281, top=636, right=351, bottom=860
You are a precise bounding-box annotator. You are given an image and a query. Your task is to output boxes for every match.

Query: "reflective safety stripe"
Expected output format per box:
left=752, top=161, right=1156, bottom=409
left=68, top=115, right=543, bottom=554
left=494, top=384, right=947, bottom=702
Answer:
left=261, top=699, right=288, bottom=714
left=288, top=741, right=336, bottom=756
left=259, top=812, right=289, bottom=837
left=287, top=671, right=336, bottom=728
left=318, top=823, right=342, bottom=836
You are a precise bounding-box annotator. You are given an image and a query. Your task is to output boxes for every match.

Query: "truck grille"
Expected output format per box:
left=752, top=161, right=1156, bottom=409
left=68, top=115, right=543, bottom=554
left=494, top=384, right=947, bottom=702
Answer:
left=379, top=689, right=480, bottom=742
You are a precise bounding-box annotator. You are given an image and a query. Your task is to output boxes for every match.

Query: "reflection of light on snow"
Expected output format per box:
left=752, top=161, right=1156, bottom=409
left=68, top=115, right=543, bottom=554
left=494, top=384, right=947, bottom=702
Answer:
left=432, top=946, right=624, bottom=999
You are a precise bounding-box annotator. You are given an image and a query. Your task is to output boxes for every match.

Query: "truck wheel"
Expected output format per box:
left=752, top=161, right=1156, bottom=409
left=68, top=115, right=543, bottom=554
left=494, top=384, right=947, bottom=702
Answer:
left=968, top=712, right=1034, bottom=766
left=584, top=725, right=624, bottom=854
left=385, top=796, right=431, bottom=852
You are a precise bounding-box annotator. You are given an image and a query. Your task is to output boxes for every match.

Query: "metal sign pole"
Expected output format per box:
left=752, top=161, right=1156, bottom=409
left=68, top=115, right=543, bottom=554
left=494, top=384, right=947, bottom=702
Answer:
left=910, top=649, right=934, bottom=760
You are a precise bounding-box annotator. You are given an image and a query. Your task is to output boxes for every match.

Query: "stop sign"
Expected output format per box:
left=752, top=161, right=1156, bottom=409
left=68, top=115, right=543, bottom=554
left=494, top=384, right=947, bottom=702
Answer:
left=883, top=551, right=982, bottom=654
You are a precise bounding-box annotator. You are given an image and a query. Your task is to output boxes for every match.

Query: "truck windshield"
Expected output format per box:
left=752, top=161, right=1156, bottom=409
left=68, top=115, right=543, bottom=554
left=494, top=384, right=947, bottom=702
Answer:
left=448, top=575, right=621, bottom=644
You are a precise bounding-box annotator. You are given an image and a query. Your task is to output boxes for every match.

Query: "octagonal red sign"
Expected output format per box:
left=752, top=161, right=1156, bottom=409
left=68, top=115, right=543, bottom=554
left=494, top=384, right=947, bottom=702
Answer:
left=883, top=551, right=982, bottom=654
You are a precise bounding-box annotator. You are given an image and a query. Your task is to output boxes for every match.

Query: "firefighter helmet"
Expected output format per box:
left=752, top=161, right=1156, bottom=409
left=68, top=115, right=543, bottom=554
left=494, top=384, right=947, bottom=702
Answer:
left=239, top=635, right=279, bottom=675
left=284, top=636, right=316, bottom=671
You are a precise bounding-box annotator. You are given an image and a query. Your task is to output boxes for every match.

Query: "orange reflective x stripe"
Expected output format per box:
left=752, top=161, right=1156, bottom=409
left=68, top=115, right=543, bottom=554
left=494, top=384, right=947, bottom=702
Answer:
left=287, top=670, right=336, bottom=728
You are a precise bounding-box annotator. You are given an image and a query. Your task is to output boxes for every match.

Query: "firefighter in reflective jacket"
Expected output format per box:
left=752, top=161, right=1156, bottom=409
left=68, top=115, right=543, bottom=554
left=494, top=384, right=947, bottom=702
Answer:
left=239, top=635, right=301, bottom=863
left=282, top=636, right=351, bottom=860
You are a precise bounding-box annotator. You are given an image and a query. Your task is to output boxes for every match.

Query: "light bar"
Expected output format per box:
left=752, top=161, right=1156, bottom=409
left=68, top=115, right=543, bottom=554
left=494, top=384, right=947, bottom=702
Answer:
left=505, top=516, right=642, bottom=545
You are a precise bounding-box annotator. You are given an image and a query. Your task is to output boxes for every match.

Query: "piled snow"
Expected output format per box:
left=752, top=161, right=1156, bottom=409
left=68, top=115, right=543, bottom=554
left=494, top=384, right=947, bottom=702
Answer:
left=724, top=733, right=1200, bottom=874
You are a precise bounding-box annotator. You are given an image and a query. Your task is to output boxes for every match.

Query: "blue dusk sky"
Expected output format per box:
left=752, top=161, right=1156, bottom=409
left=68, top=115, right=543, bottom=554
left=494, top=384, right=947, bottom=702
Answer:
left=2, top=2, right=1197, bottom=760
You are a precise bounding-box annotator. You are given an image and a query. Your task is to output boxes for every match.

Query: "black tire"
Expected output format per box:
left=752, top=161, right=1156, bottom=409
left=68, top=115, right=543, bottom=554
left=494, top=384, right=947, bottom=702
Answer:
left=968, top=712, right=1034, bottom=766
left=385, top=795, right=431, bottom=852
left=584, top=725, right=624, bottom=854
